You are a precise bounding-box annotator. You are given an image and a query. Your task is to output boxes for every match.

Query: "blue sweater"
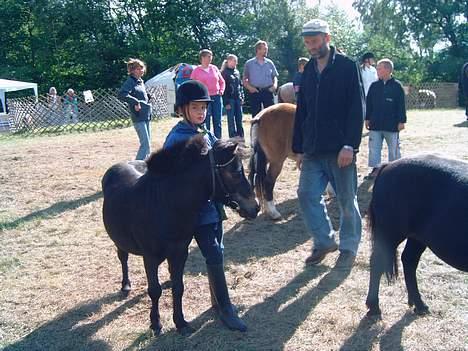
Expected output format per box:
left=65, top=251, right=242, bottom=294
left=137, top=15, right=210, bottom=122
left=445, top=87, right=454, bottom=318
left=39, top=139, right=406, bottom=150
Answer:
left=118, top=75, right=152, bottom=122
left=164, top=121, right=220, bottom=225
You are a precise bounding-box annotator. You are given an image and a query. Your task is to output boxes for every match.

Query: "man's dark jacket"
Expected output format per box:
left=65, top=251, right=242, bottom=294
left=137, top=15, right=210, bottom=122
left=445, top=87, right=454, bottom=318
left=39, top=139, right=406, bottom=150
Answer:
left=365, top=77, right=406, bottom=132
left=292, top=46, right=365, bottom=155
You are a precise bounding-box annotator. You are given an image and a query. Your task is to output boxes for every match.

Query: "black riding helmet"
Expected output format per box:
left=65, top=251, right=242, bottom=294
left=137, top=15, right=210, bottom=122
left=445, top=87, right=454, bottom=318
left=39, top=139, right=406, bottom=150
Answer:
left=175, top=80, right=212, bottom=108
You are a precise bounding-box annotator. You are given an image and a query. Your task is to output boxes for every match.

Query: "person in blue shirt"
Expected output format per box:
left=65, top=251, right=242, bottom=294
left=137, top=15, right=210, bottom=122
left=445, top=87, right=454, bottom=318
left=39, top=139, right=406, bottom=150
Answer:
left=164, top=80, right=247, bottom=332
left=118, top=58, right=153, bottom=160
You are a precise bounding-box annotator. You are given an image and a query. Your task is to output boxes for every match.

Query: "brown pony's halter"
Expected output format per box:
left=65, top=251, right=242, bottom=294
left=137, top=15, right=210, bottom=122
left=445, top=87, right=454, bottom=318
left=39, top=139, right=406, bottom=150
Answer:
left=208, top=149, right=239, bottom=209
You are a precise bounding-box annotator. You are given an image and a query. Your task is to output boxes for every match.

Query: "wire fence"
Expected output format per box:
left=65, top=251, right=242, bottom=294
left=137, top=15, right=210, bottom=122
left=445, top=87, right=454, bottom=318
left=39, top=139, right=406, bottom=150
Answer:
left=0, top=82, right=461, bottom=135
left=3, top=86, right=169, bottom=135
left=404, top=82, right=459, bottom=109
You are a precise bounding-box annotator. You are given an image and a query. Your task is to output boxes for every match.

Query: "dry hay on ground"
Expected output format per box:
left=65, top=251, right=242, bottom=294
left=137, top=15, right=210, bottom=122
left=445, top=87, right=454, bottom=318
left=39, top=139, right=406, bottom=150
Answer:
left=0, top=109, right=467, bottom=351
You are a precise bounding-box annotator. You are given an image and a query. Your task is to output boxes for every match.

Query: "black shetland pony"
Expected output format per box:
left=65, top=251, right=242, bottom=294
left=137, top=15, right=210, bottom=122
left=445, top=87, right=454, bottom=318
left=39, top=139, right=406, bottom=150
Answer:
left=366, top=154, right=468, bottom=317
left=102, top=135, right=259, bottom=334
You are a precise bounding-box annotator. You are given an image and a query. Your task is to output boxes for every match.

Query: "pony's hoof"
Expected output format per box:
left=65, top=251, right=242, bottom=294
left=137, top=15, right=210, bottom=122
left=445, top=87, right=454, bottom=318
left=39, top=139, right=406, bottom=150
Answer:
left=414, top=305, right=430, bottom=315
left=150, top=325, right=163, bottom=336
left=177, top=324, right=195, bottom=336
left=265, top=201, right=282, bottom=220
left=365, top=305, right=382, bottom=319
left=121, top=283, right=131, bottom=295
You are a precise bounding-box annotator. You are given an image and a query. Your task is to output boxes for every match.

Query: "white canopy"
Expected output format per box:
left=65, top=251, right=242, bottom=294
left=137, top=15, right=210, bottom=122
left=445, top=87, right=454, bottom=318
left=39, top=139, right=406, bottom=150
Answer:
left=0, top=79, right=38, bottom=113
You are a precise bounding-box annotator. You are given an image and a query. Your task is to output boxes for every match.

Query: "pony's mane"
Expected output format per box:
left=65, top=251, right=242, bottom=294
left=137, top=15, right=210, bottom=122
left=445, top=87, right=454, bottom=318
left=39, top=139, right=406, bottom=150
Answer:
left=146, top=134, right=207, bottom=175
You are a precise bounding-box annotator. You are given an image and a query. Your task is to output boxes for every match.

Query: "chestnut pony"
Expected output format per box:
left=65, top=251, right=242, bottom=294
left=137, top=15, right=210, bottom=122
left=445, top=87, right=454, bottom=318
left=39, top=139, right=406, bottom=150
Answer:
left=249, top=103, right=298, bottom=219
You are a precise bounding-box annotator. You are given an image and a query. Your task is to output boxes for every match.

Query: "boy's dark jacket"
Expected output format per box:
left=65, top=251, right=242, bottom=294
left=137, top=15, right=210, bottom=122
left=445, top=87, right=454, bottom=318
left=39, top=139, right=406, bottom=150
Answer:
left=365, top=77, right=407, bottom=132
left=292, top=46, right=365, bottom=155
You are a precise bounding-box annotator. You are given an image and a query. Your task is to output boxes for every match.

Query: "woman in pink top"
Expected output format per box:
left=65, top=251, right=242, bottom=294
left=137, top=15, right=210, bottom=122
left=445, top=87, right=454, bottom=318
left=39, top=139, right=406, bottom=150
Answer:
left=190, top=49, right=225, bottom=138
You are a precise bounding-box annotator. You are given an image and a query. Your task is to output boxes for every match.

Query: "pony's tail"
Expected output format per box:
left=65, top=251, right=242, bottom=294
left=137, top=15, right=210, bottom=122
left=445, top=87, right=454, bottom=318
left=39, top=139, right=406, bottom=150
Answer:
left=367, top=163, right=399, bottom=283
left=249, top=121, right=267, bottom=204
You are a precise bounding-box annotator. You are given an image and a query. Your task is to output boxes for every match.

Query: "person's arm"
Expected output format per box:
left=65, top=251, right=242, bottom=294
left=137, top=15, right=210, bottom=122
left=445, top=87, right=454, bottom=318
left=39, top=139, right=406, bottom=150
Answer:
left=242, top=62, right=258, bottom=93
left=271, top=76, right=278, bottom=93
left=344, top=61, right=365, bottom=150
left=118, top=78, right=140, bottom=110
left=190, top=67, right=200, bottom=81
left=396, top=82, right=407, bottom=131
left=271, top=62, right=279, bottom=92
left=292, top=89, right=305, bottom=155
left=365, top=83, right=374, bottom=130
left=217, top=67, right=226, bottom=95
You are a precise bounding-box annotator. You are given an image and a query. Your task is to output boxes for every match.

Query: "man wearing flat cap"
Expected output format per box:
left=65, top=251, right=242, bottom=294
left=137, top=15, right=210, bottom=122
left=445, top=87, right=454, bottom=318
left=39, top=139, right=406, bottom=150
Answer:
left=292, top=19, right=365, bottom=269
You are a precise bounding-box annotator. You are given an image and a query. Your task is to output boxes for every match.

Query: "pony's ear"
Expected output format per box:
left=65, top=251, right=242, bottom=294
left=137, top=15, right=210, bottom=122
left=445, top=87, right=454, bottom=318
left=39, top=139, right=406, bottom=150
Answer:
left=225, top=142, right=239, bottom=156
left=186, top=134, right=208, bottom=156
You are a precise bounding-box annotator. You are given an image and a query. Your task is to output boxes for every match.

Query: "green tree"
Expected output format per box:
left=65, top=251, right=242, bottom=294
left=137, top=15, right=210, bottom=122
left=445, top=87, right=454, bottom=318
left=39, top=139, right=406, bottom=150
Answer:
left=353, top=0, right=468, bottom=81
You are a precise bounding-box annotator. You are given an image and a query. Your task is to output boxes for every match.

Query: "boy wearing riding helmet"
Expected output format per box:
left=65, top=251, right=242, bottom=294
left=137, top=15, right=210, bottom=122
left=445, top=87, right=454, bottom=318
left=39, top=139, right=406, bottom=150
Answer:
left=163, top=80, right=247, bottom=332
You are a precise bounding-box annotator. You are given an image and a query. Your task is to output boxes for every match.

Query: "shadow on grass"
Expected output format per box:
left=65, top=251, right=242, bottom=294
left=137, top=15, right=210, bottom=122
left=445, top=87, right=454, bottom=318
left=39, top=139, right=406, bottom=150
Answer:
left=183, top=198, right=309, bottom=275
left=3, top=292, right=145, bottom=351
left=453, top=120, right=468, bottom=128
left=139, top=264, right=352, bottom=350
left=339, top=311, right=417, bottom=351
left=0, top=191, right=102, bottom=231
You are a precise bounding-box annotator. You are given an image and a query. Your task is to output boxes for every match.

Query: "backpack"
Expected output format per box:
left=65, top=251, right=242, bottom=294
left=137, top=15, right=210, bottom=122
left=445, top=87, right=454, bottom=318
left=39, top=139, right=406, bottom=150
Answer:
left=175, top=63, right=194, bottom=89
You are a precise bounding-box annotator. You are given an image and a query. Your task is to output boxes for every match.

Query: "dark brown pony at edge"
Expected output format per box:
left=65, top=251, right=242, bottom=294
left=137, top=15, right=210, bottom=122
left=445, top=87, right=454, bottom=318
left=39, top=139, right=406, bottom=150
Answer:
left=366, top=154, right=468, bottom=317
left=249, top=103, right=299, bottom=219
left=102, top=135, right=259, bottom=335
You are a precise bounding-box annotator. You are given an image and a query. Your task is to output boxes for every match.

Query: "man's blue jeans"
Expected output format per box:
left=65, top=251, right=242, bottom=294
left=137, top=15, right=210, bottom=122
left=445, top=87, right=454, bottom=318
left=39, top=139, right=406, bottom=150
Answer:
left=368, top=130, right=401, bottom=168
left=297, top=153, right=362, bottom=255
left=133, top=120, right=151, bottom=160
left=226, top=98, right=244, bottom=138
left=205, top=95, right=223, bottom=138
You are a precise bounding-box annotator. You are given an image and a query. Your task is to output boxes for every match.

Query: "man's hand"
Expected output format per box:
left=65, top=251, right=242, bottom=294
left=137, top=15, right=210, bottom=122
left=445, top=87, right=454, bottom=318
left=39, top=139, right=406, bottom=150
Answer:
left=225, top=104, right=231, bottom=110
left=337, top=147, right=354, bottom=168
left=295, top=154, right=304, bottom=170
left=247, top=86, right=259, bottom=94
left=365, top=120, right=370, bottom=130
left=398, top=122, right=405, bottom=131
left=134, top=103, right=141, bottom=112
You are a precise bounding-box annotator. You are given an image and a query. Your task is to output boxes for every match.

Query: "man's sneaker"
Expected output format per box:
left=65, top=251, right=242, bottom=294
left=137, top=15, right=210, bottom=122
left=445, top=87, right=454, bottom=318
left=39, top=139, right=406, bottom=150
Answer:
left=305, top=243, right=338, bottom=265
left=335, top=250, right=356, bottom=269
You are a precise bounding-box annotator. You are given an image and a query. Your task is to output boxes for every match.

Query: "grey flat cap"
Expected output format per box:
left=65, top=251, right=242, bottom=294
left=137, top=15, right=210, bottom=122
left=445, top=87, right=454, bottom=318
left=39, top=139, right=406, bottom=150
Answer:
left=301, top=19, right=330, bottom=36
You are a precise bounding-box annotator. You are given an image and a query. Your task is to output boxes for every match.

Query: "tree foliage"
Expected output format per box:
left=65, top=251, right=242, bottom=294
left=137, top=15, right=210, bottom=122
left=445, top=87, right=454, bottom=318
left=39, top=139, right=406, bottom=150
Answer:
left=2, top=0, right=463, bottom=92
left=353, top=0, right=468, bottom=82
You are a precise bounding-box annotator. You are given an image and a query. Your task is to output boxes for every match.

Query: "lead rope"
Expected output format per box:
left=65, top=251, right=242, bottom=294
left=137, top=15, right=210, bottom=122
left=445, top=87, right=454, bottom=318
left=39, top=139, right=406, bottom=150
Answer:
left=208, top=150, right=216, bottom=201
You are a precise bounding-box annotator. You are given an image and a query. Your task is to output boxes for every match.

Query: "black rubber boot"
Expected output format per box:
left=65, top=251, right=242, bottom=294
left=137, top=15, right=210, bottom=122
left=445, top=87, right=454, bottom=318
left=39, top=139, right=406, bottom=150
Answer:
left=206, top=264, right=247, bottom=332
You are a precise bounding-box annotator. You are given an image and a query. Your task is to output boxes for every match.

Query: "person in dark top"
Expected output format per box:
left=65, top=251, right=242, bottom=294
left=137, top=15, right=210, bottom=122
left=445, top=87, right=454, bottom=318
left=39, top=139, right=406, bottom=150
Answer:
left=292, top=57, right=309, bottom=101
left=118, top=58, right=153, bottom=160
left=221, top=54, right=244, bottom=138
left=365, top=58, right=406, bottom=178
left=459, top=62, right=468, bottom=121
left=292, top=18, right=365, bottom=269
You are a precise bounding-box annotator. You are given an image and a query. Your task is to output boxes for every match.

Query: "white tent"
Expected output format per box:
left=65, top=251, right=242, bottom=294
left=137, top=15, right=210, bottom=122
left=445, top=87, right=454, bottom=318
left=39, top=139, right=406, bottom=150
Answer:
left=0, top=79, right=38, bottom=113
left=146, top=65, right=178, bottom=116
left=146, top=63, right=195, bottom=116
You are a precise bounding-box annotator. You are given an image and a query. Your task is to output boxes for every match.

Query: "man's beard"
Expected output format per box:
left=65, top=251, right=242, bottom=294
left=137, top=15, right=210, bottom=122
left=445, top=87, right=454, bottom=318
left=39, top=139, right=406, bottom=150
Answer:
left=309, top=43, right=329, bottom=59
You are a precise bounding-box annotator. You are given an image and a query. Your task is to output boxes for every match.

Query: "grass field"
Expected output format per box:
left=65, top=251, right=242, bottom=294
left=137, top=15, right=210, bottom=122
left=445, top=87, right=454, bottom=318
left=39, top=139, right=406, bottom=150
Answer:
left=0, top=109, right=467, bottom=351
